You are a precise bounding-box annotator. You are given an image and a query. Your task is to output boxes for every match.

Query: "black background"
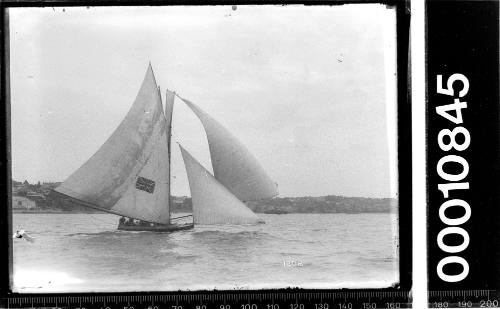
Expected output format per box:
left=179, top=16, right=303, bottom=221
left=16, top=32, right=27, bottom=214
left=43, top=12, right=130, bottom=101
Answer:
left=427, top=0, right=500, bottom=293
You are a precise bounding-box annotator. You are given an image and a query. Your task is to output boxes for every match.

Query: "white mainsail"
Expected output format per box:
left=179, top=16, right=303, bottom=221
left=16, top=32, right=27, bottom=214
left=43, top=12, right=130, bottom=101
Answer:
left=179, top=145, right=264, bottom=225
left=180, top=97, right=278, bottom=202
left=54, top=64, right=171, bottom=224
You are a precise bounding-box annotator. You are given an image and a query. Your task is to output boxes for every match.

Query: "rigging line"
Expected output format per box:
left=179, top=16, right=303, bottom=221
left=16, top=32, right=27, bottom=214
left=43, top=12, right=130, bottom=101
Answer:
left=87, top=213, right=116, bottom=226
left=51, top=190, right=157, bottom=224
left=173, top=92, right=184, bottom=101
left=170, top=214, right=193, bottom=220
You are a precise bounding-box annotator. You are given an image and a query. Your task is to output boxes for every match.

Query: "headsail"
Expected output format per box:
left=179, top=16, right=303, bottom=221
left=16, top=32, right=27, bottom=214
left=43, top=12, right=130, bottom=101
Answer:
left=54, top=64, right=170, bottom=224
left=180, top=98, right=278, bottom=201
left=179, top=145, right=264, bottom=225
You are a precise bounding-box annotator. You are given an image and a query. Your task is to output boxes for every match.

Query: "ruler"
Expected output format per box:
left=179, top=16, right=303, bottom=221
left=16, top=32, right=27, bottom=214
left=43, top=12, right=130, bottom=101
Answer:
left=1, top=291, right=411, bottom=309
left=428, top=290, right=500, bottom=308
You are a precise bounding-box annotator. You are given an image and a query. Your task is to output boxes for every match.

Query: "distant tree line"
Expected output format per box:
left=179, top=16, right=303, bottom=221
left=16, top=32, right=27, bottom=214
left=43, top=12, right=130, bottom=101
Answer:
left=13, top=179, right=396, bottom=214
left=170, top=195, right=397, bottom=214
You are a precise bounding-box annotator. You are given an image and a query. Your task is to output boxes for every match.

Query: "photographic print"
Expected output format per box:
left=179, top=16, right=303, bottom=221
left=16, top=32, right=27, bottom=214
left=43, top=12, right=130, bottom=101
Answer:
left=9, top=4, right=400, bottom=292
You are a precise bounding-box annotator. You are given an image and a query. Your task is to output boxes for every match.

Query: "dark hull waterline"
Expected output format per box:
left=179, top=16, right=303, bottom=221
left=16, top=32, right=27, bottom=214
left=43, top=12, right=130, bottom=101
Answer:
left=117, top=222, right=194, bottom=232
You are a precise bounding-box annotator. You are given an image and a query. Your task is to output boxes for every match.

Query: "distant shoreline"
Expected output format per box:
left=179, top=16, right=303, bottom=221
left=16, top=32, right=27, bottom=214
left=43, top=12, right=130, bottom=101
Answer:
left=12, top=182, right=398, bottom=215
left=13, top=209, right=396, bottom=215
left=13, top=209, right=87, bottom=214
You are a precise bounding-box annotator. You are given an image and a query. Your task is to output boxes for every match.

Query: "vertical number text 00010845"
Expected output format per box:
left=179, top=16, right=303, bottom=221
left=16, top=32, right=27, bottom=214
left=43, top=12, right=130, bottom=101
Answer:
left=435, top=73, right=472, bottom=283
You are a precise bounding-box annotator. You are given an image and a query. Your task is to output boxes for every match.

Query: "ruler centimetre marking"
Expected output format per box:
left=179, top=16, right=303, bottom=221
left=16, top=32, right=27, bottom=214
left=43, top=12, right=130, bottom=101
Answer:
left=2, top=291, right=412, bottom=309
left=428, top=289, right=500, bottom=308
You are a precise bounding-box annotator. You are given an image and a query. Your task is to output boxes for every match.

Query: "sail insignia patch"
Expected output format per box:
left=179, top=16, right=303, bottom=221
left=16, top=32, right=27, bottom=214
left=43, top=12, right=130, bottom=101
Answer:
left=136, top=176, right=155, bottom=193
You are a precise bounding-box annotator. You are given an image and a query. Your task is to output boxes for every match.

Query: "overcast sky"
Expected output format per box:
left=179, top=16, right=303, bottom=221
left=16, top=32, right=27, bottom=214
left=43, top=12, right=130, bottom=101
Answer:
left=9, top=5, right=397, bottom=198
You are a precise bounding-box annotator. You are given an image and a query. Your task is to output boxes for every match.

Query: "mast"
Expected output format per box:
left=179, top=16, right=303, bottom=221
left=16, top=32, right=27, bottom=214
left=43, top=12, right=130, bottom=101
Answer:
left=165, top=89, right=176, bottom=223
left=165, top=90, right=175, bottom=161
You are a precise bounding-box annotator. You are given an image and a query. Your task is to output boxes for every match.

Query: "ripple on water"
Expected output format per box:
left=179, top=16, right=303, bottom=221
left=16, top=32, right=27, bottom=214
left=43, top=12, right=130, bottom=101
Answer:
left=12, top=213, right=399, bottom=292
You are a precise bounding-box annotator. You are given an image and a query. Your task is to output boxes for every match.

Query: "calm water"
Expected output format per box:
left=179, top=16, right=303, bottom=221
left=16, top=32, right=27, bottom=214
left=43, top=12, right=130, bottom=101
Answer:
left=12, top=213, right=399, bottom=292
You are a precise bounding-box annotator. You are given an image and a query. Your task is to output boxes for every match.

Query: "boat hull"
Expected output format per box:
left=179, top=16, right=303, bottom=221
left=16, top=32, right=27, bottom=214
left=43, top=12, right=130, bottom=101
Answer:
left=117, top=222, right=194, bottom=232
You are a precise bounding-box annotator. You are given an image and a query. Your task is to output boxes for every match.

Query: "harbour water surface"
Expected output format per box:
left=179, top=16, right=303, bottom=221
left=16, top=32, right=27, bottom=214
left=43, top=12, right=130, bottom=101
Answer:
left=13, top=213, right=399, bottom=292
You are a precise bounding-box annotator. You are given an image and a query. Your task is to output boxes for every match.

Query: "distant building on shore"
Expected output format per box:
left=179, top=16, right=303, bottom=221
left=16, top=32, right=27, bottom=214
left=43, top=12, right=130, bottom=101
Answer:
left=11, top=179, right=59, bottom=209
left=11, top=181, right=24, bottom=195
left=26, top=192, right=46, bottom=207
left=12, top=196, right=36, bottom=210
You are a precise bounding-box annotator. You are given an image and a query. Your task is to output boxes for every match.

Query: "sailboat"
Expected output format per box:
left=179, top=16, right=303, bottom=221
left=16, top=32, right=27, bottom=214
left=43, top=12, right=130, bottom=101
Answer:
left=52, top=64, right=278, bottom=232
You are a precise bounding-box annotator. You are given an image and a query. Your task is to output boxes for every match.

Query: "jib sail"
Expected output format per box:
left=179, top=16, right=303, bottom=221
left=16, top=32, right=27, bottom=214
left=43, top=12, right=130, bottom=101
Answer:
left=180, top=98, right=278, bottom=202
left=179, top=145, right=264, bottom=225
